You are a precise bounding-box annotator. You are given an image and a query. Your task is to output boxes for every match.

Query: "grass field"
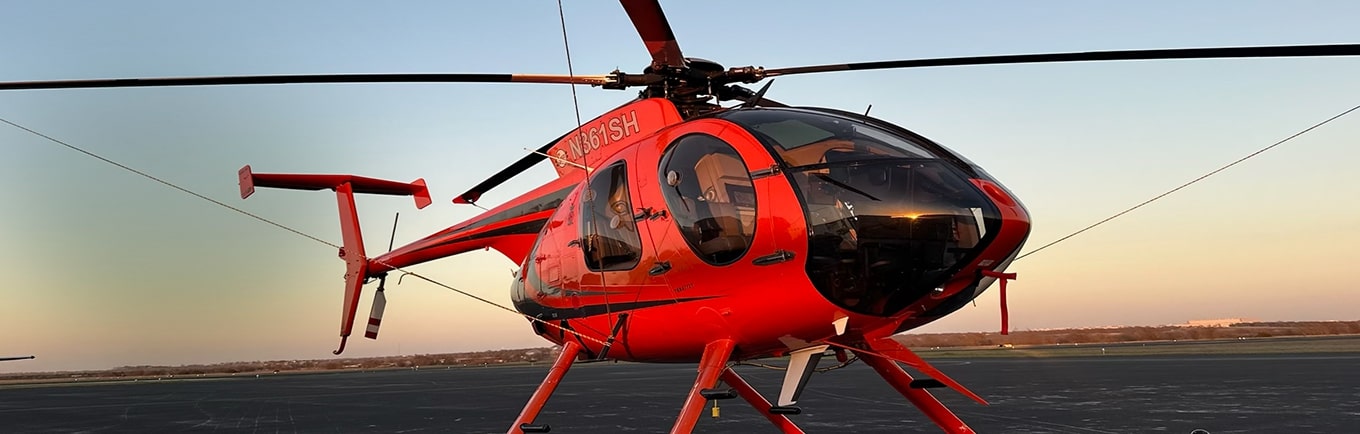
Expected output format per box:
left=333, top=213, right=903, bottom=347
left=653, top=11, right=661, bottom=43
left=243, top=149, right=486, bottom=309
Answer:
left=914, top=334, right=1360, bottom=358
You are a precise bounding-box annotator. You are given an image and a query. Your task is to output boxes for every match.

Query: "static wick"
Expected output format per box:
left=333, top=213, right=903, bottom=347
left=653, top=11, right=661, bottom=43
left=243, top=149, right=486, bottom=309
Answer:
left=387, top=212, right=400, bottom=253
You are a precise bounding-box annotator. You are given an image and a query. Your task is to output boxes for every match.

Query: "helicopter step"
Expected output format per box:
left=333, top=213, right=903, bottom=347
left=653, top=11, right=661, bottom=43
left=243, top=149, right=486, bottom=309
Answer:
left=911, top=378, right=947, bottom=389
left=769, top=406, right=802, bottom=415
left=718, top=367, right=805, bottom=433
left=700, top=388, right=737, bottom=400
left=672, top=339, right=737, bottom=433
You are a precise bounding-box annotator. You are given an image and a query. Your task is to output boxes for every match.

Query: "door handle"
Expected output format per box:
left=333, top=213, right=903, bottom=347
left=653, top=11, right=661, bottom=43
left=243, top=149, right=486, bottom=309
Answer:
left=752, top=250, right=795, bottom=266
left=648, top=261, right=672, bottom=276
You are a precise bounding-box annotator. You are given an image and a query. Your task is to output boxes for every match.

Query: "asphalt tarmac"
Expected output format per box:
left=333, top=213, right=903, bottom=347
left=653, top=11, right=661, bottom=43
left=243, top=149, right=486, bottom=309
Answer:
left=2, top=353, right=1357, bottom=433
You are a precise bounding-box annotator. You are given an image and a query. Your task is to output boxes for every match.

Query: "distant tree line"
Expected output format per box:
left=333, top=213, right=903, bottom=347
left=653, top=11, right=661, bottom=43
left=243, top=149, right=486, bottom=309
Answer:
left=897, top=320, right=1360, bottom=348
left=0, top=347, right=557, bottom=383
left=5, top=321, right=1357, bottom=383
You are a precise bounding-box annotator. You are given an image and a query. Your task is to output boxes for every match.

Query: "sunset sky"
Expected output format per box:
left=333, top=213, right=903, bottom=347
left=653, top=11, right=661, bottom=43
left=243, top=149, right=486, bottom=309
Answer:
left=2, top=1, right=1358, bottom=373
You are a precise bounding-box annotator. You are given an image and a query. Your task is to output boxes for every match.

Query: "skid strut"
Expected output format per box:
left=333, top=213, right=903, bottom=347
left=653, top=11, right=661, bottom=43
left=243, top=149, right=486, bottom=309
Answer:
left=508, top=340, right=583, bottom=434
left=671, top=339, right=736, bottom=433
left=720, top=367, right=805, bottom=433
left=854, top=349, right=975, bottom=434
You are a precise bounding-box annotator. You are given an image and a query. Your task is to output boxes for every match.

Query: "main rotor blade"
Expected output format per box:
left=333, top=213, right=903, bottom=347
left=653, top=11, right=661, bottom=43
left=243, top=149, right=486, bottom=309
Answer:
left=620, top=0, right=685, bottom=69
left=453, top=131, right=569, bottom=205
left=763, top=44, right=1360, bottom=77
left=0, top=73, right=611, bottom=91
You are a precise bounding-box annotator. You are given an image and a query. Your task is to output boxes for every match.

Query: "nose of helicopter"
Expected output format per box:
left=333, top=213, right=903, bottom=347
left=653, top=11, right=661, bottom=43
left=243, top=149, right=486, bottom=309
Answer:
left=713, top=107, right=1030, bottom=318
left=794, top=158, right=1029, bottom=317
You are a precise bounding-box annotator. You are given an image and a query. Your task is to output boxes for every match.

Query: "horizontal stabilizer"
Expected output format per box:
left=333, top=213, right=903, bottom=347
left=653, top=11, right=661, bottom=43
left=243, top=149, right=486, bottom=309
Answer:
left=239, top=165, right=431, bottom=209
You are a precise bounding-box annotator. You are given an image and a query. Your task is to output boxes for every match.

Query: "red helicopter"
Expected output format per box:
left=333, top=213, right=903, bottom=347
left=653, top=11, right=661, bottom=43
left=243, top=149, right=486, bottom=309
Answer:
left=5, top=1, right=1358, bottom=432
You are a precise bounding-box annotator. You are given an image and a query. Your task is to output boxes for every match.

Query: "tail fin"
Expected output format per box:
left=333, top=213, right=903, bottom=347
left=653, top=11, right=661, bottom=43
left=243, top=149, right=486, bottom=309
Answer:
left=238, top=165, right=429, bottom=354
left=333, top=182, right=368, bottom=354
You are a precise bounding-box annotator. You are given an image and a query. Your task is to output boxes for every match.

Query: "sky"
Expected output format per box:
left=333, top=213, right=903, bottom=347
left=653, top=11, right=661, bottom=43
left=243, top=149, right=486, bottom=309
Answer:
left=2, top=0, right=1358, bottom=373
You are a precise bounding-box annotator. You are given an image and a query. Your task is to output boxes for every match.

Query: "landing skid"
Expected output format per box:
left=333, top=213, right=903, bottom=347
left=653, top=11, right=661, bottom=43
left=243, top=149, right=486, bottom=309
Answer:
left=507, top=340, right=975, bottom=433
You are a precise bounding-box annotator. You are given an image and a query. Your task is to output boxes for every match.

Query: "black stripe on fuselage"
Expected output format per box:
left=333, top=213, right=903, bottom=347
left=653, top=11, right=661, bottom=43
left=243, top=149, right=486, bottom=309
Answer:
left=515, top=295, right=717, bottom=321
left=424, top=217, right=551, bottom=251
left=439, top=184, right=574, bottom=237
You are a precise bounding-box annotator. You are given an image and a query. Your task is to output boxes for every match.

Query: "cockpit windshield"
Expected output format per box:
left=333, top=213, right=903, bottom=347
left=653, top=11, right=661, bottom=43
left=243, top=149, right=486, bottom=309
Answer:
left=717, top=108, right=940, bottom=168
left=719, top=108, right=1003, bottom=316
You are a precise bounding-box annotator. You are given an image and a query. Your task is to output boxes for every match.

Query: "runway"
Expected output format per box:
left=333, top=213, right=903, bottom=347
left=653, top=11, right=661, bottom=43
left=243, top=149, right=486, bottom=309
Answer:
left=2, top=353, right=1357, bottom=433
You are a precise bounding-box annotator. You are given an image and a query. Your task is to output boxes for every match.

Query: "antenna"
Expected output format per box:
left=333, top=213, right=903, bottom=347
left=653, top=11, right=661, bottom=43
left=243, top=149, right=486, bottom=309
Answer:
left=387, top=212, right=400, bottom=253
left=556, top=0, right=585, bottom=136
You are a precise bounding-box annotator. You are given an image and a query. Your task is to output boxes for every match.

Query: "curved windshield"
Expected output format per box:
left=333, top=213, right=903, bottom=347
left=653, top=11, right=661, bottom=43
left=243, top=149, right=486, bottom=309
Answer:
left=721, top=108, right=1003, bottom=316
left=795, top=160, right=1000, bottom=315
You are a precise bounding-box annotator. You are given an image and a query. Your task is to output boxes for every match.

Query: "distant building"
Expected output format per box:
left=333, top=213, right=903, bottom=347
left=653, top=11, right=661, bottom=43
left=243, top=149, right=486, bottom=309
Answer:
left=1182, top=318, right=1253, bottom=327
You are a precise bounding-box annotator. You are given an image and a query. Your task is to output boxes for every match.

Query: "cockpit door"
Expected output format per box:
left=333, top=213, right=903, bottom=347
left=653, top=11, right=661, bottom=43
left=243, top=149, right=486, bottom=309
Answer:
left=650, top=133, right=763, bottom=267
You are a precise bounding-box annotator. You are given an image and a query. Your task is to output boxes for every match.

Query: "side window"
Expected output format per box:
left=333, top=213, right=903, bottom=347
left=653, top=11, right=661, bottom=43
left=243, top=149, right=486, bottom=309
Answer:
left=580, top=162, right=643, bottom=271
left=658, top=134, right=756, bottom=265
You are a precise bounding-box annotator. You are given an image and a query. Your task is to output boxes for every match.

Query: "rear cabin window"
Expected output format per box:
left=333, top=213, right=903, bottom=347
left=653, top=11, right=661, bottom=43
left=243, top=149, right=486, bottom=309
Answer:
left=658, top=135, right=756, bottom=265
left=580, top=162, right=643, bottom=271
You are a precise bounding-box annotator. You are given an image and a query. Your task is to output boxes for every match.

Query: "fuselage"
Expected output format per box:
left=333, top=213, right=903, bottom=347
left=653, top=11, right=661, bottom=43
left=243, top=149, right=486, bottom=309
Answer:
left=494, top=99, right=1031, bottom=362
